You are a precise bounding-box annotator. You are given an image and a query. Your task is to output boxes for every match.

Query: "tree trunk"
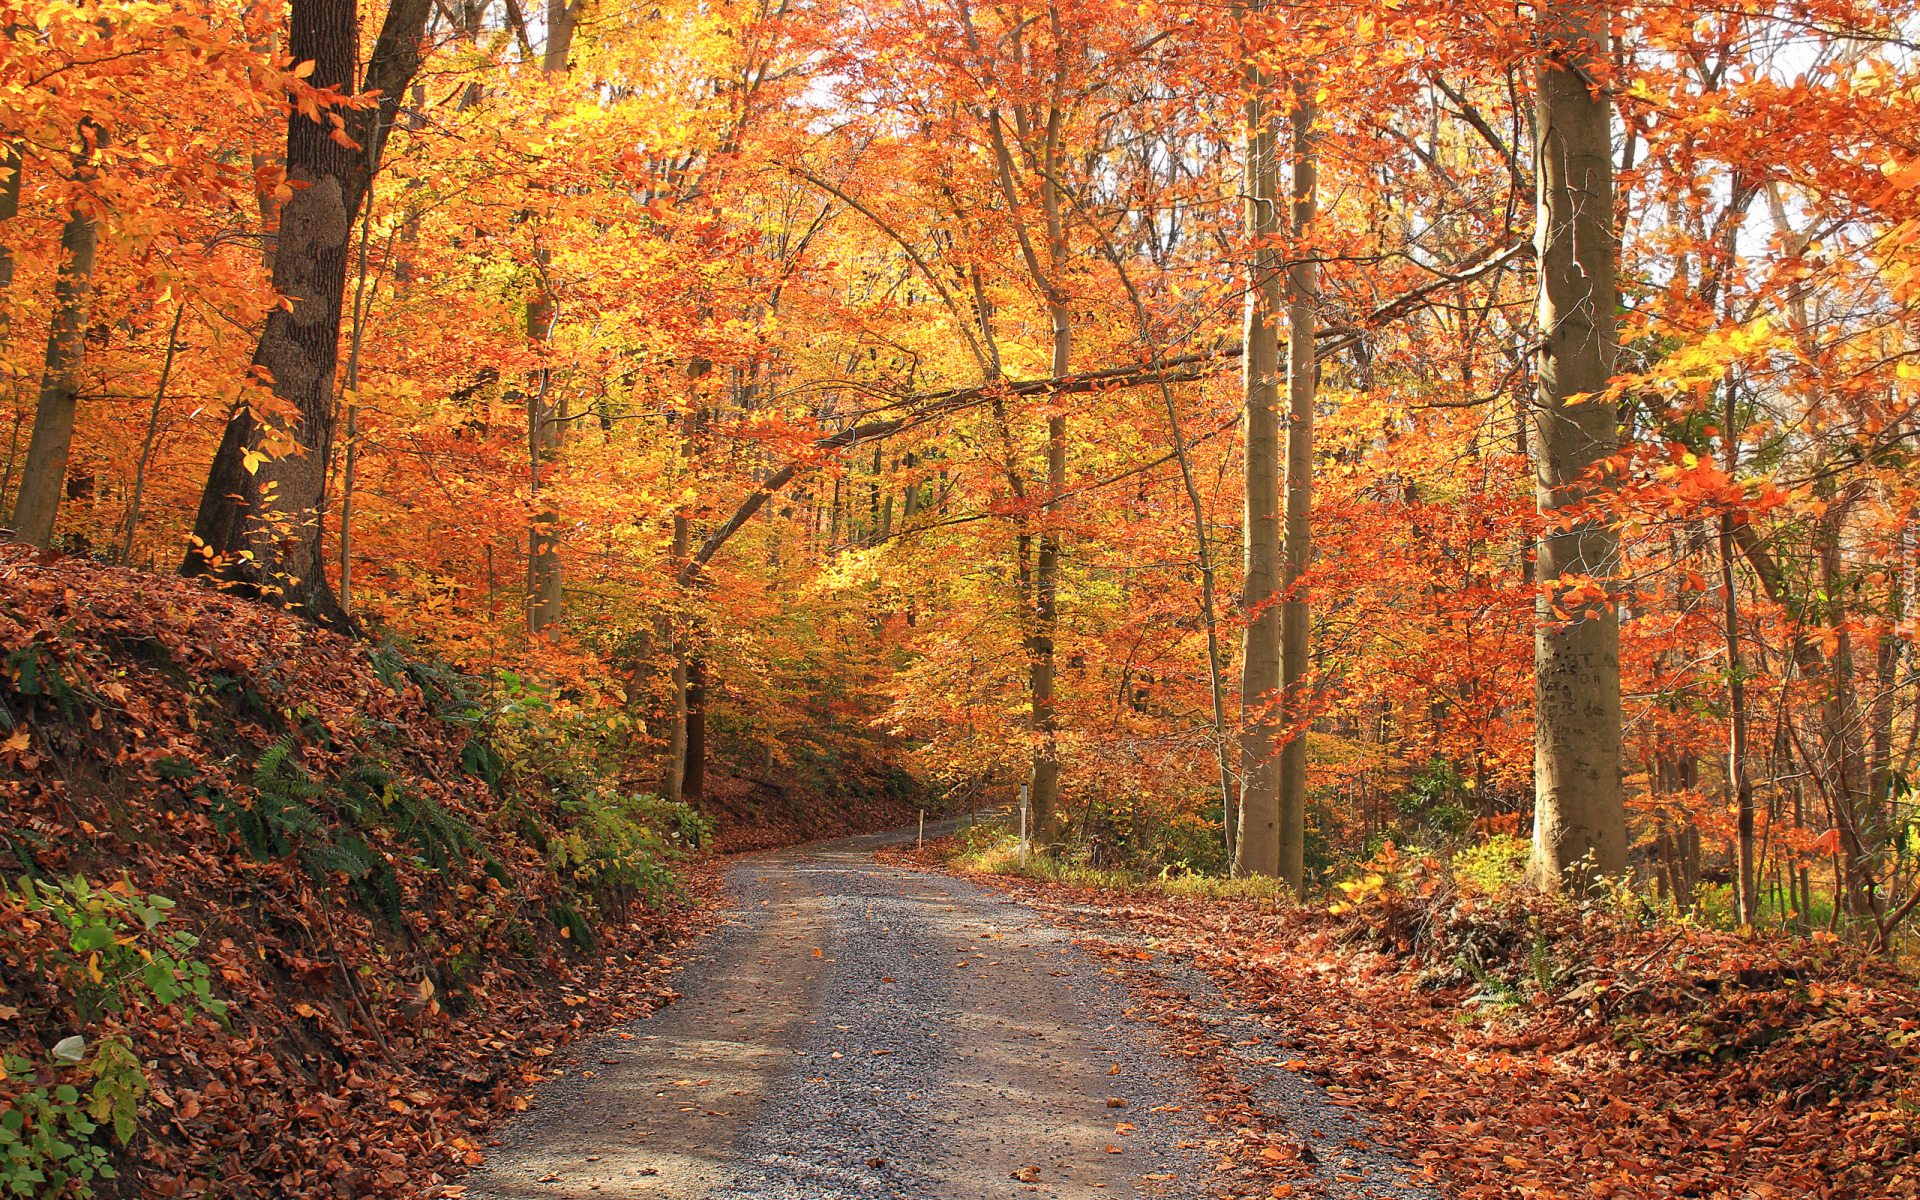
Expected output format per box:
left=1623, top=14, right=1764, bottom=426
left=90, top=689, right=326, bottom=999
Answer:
left=1721, top=377, right=1756, bottom=926
left=1871, top=552, right=1901, bottom=805
left=524, top=2, right=577, bottom=632
left=1816, top=507, right=1882, bottom=918
left=11, top=204, right=99, bottom=547
left=1235, top=17, right=1284, bottom=879
left=120, top=304, right=186, bottom=563
left=526, top=292, right=564, bottom=632
left=682, top=654, right=707, bottom=803
left=1275, top=76, right=1317, bottom=894
left=182, top=0, right=432, bottom=628
left=966, top=6, right=1073, bottom=849
left=0, top=138, right=22, bottom=351
left=338, top=154, right=379, bottom=612
left=1728, top=516, right=1878, bottom=916
left=661, top=512, right=690, bottom=801
left=544, top=0, right=582, bottom=74
left=1526, top=0, right=1625, bottom=894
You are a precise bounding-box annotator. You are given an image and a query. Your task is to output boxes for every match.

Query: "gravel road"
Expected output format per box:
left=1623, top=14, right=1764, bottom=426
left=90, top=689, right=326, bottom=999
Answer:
left=469, top=825, right=1431, bottom=1199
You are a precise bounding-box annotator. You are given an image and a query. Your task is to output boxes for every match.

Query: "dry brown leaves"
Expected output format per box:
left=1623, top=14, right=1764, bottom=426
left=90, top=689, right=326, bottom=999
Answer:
left=0, top=547, right=722, bottom=1197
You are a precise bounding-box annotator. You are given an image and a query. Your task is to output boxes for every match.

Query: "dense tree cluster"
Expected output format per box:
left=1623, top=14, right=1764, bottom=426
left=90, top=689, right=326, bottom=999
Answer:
left=4, top=0, right=1918, bottom=937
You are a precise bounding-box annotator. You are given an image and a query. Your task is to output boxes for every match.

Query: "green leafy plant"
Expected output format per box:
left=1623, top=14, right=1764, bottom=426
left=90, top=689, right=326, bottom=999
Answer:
left=1452, top=834, right=1531, bottom=895
left=10, top=875, right=227, bottom=1026
left=0, top=1044, right=117, bottom=1197
left=0, top=878, right=222, bottom=1197
left=552, top=788, right=706, bottom=910
left=1392, top=758, right=1472, bottom=839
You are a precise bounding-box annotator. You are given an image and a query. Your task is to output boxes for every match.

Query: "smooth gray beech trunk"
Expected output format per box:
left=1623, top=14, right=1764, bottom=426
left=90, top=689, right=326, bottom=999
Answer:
left=1275, top=79, right=1317, bottom=893
left=1235, top=37, right=1284, bottom=879
left=966, top=0, right=1071, bottom=848
left=1526, top=0, right=1626, bottom=893
left=524, top=1, right=579, bottom=633
left=12, top=206, right=100, bottom=547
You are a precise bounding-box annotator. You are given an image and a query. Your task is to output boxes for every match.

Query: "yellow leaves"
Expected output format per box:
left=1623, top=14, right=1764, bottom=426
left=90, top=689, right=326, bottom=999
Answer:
left=241, top=448, right=270, bottom=475
left=2, top=730, right=27, bottom=753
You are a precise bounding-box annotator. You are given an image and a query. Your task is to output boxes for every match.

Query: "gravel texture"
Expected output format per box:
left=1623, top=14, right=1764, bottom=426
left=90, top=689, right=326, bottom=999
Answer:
left=469, top=825, right=1432, bottom=1199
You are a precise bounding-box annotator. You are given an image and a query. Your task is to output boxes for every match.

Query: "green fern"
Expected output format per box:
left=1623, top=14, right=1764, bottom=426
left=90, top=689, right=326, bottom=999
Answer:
left=215, top=737, right=325, bottom=859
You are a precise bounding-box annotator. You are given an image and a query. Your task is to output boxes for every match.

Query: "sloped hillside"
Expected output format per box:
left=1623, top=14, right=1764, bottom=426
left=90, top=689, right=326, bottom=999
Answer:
left=0, top=545, right=710, bottom=1198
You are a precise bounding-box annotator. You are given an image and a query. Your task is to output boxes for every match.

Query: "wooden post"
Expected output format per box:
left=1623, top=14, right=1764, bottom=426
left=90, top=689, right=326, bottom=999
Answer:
left=1019, top=784, right=1030, bottom=868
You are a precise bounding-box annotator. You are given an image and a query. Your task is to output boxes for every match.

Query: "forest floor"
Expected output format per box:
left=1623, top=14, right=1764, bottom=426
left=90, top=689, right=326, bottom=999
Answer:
left=470, top=822, right=1419, bottom=1200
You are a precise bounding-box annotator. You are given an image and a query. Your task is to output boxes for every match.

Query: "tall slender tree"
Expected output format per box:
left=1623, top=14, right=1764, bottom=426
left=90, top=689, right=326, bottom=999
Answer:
left=1526, top=0, right=1626, bottom=893
left=1276, top=75, right=1317, bottom=892
left=11, top=158, right=99, bottom=547
left=1236, top=12, right=1284, bottom=878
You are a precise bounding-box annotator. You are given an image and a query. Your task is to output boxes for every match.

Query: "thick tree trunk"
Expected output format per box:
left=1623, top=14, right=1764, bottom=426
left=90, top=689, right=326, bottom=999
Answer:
left=1526, top=0, right=1625, bottom=894
left=1235, top=27, right=1284, bottom=879
left=182, top=0, right=432, bottom=628
left=544, top=0, right=582, bottom=73
left=1274, top=78, right=1317, bottom=893
left=12, top=205, right=99, bottom=547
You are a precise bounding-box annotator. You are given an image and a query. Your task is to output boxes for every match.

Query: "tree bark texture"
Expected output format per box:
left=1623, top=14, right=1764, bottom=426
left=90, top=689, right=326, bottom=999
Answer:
left=1526, top=1, right=1626, bottom=894
left=1275, top=77, right=1317, bottom=894
left=662, top=511, right=690, bottom=802
left=682, top=654, right=707, bottom=803
left=12, top=205, right=99, bottom=547
left=1235, top=33, right=1284, bottom=879
left=0, top=138, right=22, bottom=352
left=181, top=0, right=432, bottom=628
left=1720, top=378, right=1756, bottom=926
left=969, top=10, right=1072, bottom=848
left=524, top=2, right=574, bottom=633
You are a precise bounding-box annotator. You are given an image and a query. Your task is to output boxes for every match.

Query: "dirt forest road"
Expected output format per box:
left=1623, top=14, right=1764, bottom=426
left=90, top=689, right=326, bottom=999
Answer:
left=471, top=826, right=1430, bottom=1200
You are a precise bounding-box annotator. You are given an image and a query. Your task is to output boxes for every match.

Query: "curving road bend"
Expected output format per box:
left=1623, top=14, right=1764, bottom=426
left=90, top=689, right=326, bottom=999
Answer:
left=470, top=826, right=1429, bottom=1200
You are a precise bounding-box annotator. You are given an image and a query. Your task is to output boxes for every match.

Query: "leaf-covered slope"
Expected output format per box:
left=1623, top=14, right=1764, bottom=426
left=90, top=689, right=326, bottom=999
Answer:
left=0, top=546, right=707, bottom=1199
